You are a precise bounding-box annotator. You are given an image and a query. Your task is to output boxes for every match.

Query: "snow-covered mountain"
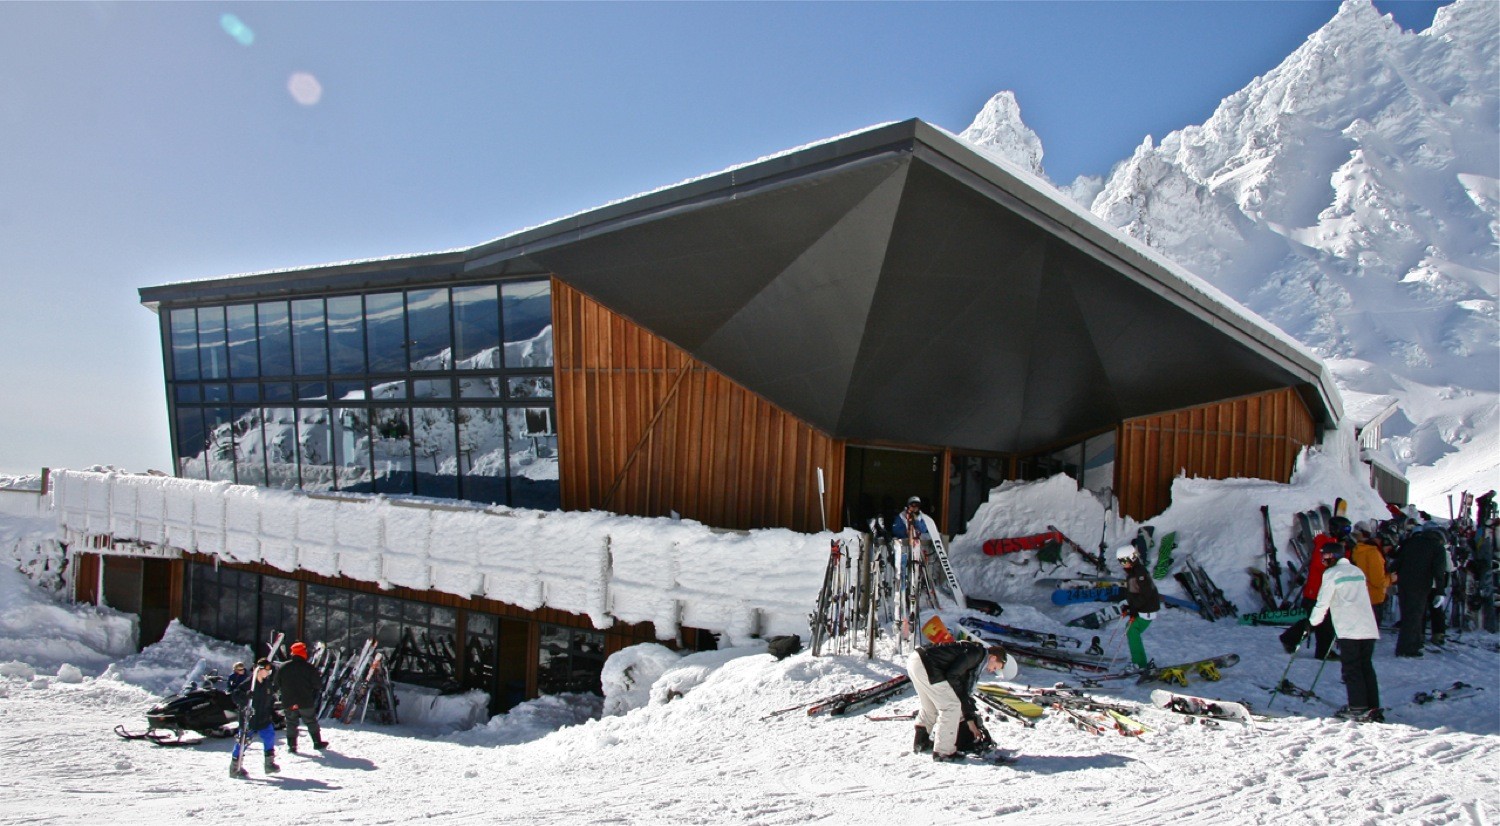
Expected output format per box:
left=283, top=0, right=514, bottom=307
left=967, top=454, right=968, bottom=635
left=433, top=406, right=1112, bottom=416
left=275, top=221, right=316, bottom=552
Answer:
left=960, top=0, right=1499, bottom=511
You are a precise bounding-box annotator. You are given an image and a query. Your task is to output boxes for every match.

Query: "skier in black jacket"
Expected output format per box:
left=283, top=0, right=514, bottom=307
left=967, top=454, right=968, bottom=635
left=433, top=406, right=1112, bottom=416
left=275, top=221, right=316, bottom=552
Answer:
left=1118, top=546, right=1162, bottom=669
left=905, top=640, right=1010, bottom=762
left=276, top=641, right=328, bottom=753
left=1393, top=522, right=1449, bottom=657
left=230, top=659, right=280, bottom=778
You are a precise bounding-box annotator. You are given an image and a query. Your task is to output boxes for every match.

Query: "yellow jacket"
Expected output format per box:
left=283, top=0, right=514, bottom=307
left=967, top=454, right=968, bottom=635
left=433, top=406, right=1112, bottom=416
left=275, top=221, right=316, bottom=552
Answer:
left=1350, top=541, right=1390, bottom=606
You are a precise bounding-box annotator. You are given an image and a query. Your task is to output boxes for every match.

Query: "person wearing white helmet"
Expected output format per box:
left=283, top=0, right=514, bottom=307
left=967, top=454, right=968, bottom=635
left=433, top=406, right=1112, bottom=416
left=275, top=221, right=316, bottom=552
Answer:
left=1117, top=546, right=1161, bottom=669
left=907, top=640, right=1015, bottom=762
left=893, top=496, right=931, bottom=546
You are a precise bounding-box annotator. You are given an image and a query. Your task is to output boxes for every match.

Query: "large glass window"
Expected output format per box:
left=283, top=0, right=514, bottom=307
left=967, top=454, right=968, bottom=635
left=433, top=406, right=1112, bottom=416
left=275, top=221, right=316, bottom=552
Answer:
left=537, top=623, right=605, bottom=696
left=258, top=301, right=293, bottom=377
left=453, top=285, right=500, bottom=369
left=298, top=407, right=334, bottom=490
left=198, top=307, right=229, bottom=380
left=372, top=406, right=413, bottom=494
left=508, top=407, right=559, bottom=510
left=292, top=298, right=327, bottom=376
left=227, top=304, right=259, bottom=379
left=259, top=575, right=299, bottom=643
left=263, top=406, right=300, bottom=488
left=333, top=406, right=373, bottom=492
left=183, top=563, right=259, bottom=646
left=502, top=281, right=552, bottom=368
left=327, top=295, right=366, bottom=374
left=407, top=288, right=452, bottom=371
left=170, top=308, right=200, bottom=381
left=232, top=407, right=267, bottom=487
left=163, top=278, right=555, bottom=508
left=365, top=292, right=406, bottom=373
left=204, top=406, right=236, bottom=483
left=412, top=407, right=458, bottom=498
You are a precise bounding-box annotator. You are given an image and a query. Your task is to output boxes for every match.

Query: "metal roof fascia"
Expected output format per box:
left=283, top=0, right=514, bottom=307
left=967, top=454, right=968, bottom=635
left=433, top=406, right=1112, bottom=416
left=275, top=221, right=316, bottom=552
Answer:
left=462, top=122, right=923, bottom=274
left=907, top=121, right=1342, bottom=426
left=139, top=251, right=474, bottom=307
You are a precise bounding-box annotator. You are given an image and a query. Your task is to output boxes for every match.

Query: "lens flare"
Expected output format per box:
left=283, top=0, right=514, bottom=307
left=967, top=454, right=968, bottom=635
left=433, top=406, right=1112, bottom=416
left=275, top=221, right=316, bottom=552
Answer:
left=287, top=72, right=323, bottom=106
left=219, top=14, right=254, bottom=46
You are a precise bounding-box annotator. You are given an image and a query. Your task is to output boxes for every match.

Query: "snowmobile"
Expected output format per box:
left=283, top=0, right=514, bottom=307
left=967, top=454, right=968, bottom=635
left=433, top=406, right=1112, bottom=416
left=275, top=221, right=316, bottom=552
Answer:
left=115, top=671, right=243, bottom=746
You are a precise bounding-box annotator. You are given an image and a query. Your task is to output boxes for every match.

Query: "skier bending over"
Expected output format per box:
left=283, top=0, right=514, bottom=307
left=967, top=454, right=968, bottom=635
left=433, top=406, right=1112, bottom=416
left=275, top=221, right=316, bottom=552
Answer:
left=230, top=659, right=281, bottom=778
left=906, top=640, right=1013, bottom=762
left=1308, top=541, right=1382, bottom=721
left=1117, top=546, right=1161, bottom=669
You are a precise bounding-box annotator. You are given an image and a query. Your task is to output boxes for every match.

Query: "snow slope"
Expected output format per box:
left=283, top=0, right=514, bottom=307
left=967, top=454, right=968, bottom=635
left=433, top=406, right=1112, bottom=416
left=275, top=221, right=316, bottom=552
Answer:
left=3, top=454, right=1498, bottom=824
left=960, top=0, right=1500, bottom=513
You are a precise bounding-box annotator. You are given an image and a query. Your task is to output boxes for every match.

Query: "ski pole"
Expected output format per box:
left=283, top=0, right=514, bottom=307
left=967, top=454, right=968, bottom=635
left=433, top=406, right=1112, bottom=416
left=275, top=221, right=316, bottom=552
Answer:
left=1307, top=635, right=1339, bottom=695
left=1265, top=647, right=1300, bottom=711
left=1103, top=614, right=1129, bottom=673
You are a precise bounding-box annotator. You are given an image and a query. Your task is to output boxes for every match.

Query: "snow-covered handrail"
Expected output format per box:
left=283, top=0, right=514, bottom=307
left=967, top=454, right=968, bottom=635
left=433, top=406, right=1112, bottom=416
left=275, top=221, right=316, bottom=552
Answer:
left=51, top=470, right=846, bottom=644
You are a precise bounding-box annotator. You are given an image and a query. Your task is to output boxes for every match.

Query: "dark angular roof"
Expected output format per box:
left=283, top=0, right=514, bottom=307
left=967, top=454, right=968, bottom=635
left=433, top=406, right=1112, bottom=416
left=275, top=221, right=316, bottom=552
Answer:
left=142, top=119, right=1340, bottom=455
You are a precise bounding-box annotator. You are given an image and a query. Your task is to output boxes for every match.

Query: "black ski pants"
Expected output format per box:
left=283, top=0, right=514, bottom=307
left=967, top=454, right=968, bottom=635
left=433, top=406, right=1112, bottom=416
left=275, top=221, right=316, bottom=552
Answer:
left=1396, top=581, right=1432, bottom=656
left=285, top=705, right=322, bottom=749
left=1337, top=638, right=1379, bottom=710
left=1280, top=597, right=1335, bottom=658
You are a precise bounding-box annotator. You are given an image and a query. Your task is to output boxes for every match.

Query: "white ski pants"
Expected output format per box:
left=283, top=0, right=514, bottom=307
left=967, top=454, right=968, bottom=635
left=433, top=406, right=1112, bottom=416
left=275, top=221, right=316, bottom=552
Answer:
left=907, top=649, right=965, bottom=756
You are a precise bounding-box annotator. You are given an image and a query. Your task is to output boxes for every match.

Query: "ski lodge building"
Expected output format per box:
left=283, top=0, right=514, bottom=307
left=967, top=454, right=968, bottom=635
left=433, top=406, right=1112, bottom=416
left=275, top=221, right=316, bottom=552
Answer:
left=60, top=119, right=1340, bottom=711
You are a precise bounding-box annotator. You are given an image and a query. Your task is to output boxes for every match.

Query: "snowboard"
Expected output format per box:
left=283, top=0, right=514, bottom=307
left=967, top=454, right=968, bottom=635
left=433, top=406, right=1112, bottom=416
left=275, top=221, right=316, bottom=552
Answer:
left=1151, top=689, right=1255, bottom=724
left=921, top=615, right=957, bottom=645
left=1135, top=653, right=1240, bottom=686
left=1152, top=532, right=1178, bottom=579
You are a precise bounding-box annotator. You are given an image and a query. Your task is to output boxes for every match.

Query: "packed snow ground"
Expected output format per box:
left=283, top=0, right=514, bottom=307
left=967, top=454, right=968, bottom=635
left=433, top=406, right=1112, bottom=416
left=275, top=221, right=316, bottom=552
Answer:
left=2, top=452, right=1498, bottom=824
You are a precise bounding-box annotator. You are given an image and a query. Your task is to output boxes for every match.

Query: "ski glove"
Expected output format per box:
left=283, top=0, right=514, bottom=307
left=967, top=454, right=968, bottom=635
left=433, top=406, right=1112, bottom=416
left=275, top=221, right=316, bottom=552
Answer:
left=1432, top=594, right=1446, bottom=610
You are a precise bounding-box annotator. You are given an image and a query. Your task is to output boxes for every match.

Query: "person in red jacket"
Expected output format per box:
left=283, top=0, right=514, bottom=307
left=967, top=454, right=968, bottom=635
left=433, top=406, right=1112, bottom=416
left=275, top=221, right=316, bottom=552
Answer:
left=1280, top=517, right=1348, bottom=659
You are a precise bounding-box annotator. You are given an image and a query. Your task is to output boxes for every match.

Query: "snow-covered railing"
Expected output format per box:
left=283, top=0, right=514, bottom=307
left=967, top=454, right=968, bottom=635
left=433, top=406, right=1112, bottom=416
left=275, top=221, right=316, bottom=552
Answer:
left=51, top=470, right=845, bottom=643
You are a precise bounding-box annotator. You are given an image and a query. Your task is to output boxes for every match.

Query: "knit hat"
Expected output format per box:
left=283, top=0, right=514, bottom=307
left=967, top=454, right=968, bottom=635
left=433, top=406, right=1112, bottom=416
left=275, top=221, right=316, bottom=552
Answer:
left=289, top=642, right=308, bottom=658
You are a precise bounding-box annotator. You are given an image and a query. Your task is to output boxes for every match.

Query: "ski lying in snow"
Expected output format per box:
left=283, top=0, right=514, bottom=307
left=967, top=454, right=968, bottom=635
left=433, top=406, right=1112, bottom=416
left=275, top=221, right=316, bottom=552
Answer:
left=975, top=685, right=1045, bottom=727
left=865, top=710, right=918, bottom=721
left=805, top=675, right=912, bottom=717
left=1412, top=681, right=1484, bottom=705
left=982, top=530, right=1067, bottom=557
left=1135, top=653, right=1239, bottom=687
left=993, top=640, right=1113, bottom=674
left=958, top=616, right=1088, bottom=650
left=1150, top=689, right=1255, bottom=724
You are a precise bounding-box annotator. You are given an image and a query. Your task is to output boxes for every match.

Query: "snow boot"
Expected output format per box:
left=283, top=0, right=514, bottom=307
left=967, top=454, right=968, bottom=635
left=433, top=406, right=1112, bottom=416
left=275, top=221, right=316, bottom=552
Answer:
left=264, top=752, right=280, bottom=775
left=229, top=760, right=247, bottom=779
left=313, top=739, right=328, bottom=750
left=913, top=725, right=933, bottom=754
left=932, top=751, right=960, bottom=763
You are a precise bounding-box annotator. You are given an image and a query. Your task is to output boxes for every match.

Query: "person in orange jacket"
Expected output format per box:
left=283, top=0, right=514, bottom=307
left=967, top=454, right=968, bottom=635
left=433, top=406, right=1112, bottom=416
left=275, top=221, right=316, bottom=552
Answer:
left=1350, top=522, right=1392, bottom=619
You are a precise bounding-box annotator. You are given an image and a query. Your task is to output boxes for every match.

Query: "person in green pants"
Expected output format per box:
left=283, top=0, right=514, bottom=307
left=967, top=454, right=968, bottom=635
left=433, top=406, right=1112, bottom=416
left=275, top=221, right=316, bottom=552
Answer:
left=1117, top=546, right=1162, bottom=669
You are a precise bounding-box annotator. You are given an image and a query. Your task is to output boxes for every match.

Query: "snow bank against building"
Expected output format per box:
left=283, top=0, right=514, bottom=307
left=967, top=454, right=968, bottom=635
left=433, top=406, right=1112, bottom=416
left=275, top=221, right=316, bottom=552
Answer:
left=51, top=470, right=852, bottom=643
left=0, top=564, right=136, bottom=676
left=950, top=447, right=1391, bottom=615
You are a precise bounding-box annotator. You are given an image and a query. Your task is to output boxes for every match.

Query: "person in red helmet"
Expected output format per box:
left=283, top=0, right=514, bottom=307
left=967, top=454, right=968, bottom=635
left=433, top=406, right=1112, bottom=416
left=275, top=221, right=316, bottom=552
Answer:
left=275, top=641, right=328, bottom=753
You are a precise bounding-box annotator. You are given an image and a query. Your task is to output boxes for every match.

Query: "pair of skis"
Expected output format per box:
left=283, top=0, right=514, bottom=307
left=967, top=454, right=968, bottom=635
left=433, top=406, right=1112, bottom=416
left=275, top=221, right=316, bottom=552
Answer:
left=761, top=674, right=913, bottom=720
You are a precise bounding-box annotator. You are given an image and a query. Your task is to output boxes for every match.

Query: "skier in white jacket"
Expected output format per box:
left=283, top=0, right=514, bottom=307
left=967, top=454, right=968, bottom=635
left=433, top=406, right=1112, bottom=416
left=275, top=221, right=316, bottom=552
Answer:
left=1309, top=543, right=1382, bottom=721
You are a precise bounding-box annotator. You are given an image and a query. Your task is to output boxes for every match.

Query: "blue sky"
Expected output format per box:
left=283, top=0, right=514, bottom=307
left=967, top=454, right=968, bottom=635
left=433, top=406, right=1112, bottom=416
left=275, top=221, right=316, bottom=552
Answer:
left=0, top=1, right=1450, bottom=477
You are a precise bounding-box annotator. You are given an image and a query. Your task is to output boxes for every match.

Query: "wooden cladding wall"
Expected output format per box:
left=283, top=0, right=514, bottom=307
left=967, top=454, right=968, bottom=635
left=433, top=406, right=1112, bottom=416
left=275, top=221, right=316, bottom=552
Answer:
left=1117, top=387, right=1318, bottom=520
left=554, top=280, right=843, bottom=533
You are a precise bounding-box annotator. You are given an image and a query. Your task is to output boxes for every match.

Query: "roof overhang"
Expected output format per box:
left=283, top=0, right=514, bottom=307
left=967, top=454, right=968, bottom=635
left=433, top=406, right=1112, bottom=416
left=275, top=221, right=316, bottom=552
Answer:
left=140, top=119, right=1341, bottom=455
